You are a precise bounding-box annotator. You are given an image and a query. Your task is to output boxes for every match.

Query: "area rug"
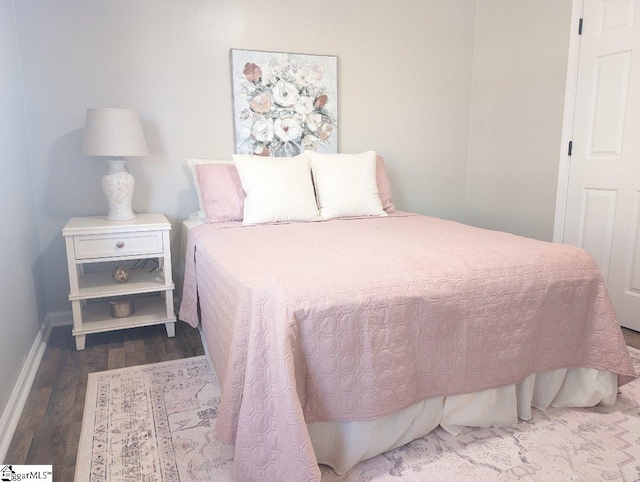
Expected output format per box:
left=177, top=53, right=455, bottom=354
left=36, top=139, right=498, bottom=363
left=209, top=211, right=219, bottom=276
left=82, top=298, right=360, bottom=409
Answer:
left=76, top=350, right=640, bottom=481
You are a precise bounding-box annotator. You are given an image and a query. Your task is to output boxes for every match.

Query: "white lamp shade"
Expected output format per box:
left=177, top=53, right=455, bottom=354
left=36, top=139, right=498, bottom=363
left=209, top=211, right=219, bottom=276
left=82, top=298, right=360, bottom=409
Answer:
left=82, top=108, right=148, bottom=157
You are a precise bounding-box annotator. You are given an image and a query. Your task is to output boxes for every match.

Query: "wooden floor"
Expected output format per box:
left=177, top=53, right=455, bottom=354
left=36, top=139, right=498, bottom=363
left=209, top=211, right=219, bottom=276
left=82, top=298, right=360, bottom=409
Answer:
left=4, top=322, right=204, bottom=479
left=623, top=326, right=640, bottom=349
left=5, top=322, right=640, bottom=479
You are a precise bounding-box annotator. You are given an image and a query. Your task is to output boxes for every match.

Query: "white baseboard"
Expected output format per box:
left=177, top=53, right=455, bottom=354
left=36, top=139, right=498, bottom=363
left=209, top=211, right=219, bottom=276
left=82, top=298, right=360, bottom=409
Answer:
left=47, top=310, right=73, bottom=327
left=0, top=314, right=55, bottom=462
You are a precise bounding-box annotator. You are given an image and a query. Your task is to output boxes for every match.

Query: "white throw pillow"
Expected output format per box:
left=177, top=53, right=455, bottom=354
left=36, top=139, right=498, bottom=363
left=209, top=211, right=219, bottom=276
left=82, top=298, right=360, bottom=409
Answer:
left=233, top=153, right=320, bottom=225
left=310, top=151, right=387, bottom=220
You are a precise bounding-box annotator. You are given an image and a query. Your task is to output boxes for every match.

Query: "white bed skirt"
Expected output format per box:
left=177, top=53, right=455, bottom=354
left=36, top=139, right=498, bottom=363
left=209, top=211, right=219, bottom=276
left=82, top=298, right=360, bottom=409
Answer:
left=308, top=367, right=617, bottom=475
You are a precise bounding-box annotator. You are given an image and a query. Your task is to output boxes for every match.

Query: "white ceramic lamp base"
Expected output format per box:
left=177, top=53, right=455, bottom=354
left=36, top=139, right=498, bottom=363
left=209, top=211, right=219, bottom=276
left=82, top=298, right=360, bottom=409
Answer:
left=102, top=159, right=136, bottom=221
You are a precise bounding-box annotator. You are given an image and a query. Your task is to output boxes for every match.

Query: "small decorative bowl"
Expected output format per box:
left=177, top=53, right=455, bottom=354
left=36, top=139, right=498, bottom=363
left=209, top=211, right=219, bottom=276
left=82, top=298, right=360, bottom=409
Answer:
left=110, top=298, right=134, bottom=318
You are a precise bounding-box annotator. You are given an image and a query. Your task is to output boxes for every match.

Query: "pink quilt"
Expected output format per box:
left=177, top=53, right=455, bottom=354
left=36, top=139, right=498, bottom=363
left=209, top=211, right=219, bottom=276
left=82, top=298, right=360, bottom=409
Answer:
left=179, top=213, right=636, bottom=481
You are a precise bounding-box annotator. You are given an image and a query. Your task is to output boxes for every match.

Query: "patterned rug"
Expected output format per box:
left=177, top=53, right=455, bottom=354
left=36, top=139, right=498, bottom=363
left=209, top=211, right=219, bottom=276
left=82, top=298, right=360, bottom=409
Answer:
left=76, top=350, right=640, bottom=481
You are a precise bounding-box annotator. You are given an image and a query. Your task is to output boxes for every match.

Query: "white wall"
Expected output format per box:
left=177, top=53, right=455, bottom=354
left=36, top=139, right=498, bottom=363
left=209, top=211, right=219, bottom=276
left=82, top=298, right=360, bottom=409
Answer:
left=466, top=0, right=573, bottom=241
left=0, top=0, right=46, bottom=418
left=14, top=0, right=477, bottom=313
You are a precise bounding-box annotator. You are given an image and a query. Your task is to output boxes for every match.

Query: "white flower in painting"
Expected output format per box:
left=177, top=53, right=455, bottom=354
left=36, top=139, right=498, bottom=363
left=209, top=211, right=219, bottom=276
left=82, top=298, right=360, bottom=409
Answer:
left=250, top=118, right=274, bottom=143
left=272, top=80, right=299, bottom=106
left=311, top=65, right=324, bottom=81
left=274, top=117, right=302, bottom=142
left=284, top=67, right=296, bottom=80
left=294, top=96, right=314, bottom=115
left=261, top=67, right=275, bottom=86
left=302, top=135, right=320, bottom=150
left=272, top=62, right=286, bottom=75
left=294, top=68, right=314, bottom=88
left=306, top=112, right=323, bottom=132
left=236, top=117, right=253, bottom=142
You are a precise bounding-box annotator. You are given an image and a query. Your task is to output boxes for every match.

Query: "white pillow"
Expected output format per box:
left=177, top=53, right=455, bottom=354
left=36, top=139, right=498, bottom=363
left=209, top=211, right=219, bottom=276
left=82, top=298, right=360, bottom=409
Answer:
left=185, top=158, right=234, bottom=220
left=232, top=153, right=320, bottom=225
left=310, top=151, right=387, bottom=220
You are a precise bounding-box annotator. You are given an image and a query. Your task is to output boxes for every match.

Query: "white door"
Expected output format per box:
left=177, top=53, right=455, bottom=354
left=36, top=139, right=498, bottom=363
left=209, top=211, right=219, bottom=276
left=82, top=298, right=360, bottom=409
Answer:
left=563, top=0, right=640, bottom=330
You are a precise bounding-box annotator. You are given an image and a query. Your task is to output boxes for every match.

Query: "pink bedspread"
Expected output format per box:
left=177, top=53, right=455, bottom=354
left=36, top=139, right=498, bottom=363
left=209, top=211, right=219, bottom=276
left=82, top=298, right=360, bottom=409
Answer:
left=179, top=213, right=636, bottom=481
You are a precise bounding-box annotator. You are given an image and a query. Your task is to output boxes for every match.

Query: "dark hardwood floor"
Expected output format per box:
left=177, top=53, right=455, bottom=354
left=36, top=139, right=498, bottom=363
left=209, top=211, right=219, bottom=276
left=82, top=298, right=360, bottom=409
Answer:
left=4, top=321, right=204, bottom=479
left=623, top=326, right=640, bottom=349
left=5, top=321, right=640, bottom=480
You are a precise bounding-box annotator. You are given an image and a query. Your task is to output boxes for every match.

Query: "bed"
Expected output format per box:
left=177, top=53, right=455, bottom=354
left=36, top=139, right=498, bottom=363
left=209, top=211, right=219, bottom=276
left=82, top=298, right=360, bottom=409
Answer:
left=178, top=153, right=636, bottom=481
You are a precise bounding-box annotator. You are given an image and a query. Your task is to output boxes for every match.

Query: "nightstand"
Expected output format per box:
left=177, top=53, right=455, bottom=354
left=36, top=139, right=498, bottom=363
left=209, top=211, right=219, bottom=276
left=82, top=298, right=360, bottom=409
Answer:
left=62, top=213, right=176, bottom=350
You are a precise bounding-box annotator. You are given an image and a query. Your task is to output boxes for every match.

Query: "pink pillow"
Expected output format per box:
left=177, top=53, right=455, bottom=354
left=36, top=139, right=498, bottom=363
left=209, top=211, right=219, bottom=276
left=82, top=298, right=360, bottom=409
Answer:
left=376, top=155, right=396, bottom=213
left=196, top=163, right=245, bottom=222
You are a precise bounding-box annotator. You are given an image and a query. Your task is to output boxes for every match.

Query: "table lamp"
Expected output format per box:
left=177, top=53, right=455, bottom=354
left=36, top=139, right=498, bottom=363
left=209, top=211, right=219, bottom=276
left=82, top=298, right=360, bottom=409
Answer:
left=82, top=108, right=148, bottom=221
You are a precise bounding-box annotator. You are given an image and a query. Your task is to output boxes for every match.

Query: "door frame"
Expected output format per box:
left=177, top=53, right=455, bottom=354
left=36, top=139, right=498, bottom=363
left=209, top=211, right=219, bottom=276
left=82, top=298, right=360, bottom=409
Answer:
left=553, top=0, right=586, bottom=244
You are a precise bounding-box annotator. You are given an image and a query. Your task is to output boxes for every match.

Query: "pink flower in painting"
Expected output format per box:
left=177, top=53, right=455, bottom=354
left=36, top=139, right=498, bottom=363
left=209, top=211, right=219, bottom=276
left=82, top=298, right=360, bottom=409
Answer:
left=318, top=123, right=333, bottom=140
left=250, top=94, right=272, bottom=114
left=272, top=80, right=299, bottom=106
left=243, top=62, right=262, bottom=82
left=314, top=94, right=328, bottom=108
left=274, top=117, right=302, bottom=142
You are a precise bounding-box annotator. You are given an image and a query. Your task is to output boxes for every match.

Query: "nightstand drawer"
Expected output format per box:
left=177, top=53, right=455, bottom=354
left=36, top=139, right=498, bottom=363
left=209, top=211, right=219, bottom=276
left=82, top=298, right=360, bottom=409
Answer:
left=73, top=231, right=163, bottom=259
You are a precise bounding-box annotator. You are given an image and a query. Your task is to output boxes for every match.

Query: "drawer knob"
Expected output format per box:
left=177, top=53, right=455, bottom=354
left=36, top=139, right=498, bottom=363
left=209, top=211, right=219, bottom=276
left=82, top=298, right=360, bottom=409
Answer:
left=116, top=241, right=125, bottom=249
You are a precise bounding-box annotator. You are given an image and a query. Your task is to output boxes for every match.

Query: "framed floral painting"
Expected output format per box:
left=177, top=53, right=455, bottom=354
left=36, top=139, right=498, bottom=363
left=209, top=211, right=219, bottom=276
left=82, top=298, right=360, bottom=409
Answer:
left=231, top=49, right=338, bottom=157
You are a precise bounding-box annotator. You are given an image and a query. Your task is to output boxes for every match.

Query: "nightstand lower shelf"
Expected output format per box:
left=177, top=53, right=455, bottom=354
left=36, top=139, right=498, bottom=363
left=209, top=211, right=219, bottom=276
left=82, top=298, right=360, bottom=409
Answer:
left=72, top=295, right=176, bottom=350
